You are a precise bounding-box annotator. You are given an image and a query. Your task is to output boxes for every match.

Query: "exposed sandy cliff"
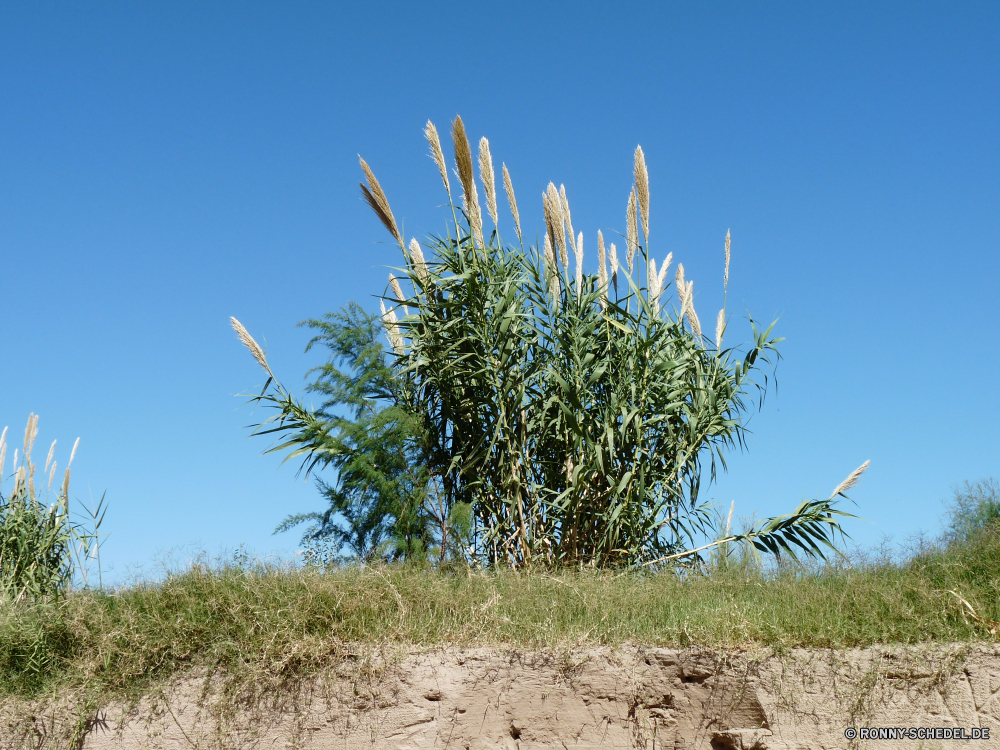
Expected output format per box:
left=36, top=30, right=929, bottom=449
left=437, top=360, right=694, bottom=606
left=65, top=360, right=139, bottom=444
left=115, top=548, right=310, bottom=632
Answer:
left=5, top=643, right=999, bottom=749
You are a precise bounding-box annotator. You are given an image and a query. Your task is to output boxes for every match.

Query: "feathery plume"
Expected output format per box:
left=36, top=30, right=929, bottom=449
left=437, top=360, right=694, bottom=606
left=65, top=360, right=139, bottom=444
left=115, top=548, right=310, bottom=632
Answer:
left=724, top=229, right=731, bottom=293
left=715, top=309, right=726, bottom=349
left=649, top=258, right=660, bottom=314
left=478, top=137, right=498, bottom=227
left=61, top=466, right=70, bottom=503
left=389, top=273, right=406, bottom=303
left=48, top=460, right=57, bottom=492
left=685, top=280, right=702, bottom=338
left=675, top=264, right=687, bottom=311
left=608, top=242, right=619, bottom=296
left=597, top=230, right=608, bottom=308
left=542, top=190, right=556, bottom=252
left=408, top=238, right=429, bottom=285
left=0, top=426, right=7, bottom=481
left=543, top=234, right=560, bottom=303
left=44, top=439, right=56, bottom=474
left=24, top=413, right=37, bottom=457
left=379, top=300, right=405, bottom=355
left=67, top=437, right=79, bottom=469
left=560, top=185, right=576, bottom=255
left=574, top=232, right=584, bottom=296
left=424, top=120, right=450, bottom=194
left=389, top=274, right=409, bottom=317
left=358, top=156, right=402, bottom=246
left=658, top=253, right=672, bottom=292
left=451, top=116, right=483, bottom=247
left=230, top=317, right=274, bottom=378
left=502, top=164, right=521, bottom=242
left=626, top=189, right=638, bottom=274
left=634, top=145, right=649, bottom=240
left=547, top=183, right=568, bottom=270
left=831, top=460, right=870, bottom=498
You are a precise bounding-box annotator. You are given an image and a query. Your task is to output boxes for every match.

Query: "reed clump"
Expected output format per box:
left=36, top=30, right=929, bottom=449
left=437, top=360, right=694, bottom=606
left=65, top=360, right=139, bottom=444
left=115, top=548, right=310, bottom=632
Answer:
left=0, top=416, right=103, bottom=604
left=234, top=115, right=864, bottom=570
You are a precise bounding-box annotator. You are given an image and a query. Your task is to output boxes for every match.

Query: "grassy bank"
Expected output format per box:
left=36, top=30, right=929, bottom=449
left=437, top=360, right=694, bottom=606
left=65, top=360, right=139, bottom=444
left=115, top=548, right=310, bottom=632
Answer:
left=1, top=525, right=998, bottom=706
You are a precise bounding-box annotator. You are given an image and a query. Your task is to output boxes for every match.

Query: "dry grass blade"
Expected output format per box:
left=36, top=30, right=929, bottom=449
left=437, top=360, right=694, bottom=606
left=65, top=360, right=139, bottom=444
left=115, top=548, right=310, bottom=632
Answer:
left=634, top=145, right=649, bottom=240
left=715, top=309, right=727, bottom=349
left=945, top=590, right=1000, bottom=637
left=230, top=317, right=274, bottom=378
left=502, top=163, right=521, bottom=242
left=831, top=460, right=870, bottom=498
left=626, top=189, right=638, bottom=274
left=358, top=156, right=402, bottom=246
left=424, top=120, right=450, bottom=194
left=478, top=137, right=498, bottom=227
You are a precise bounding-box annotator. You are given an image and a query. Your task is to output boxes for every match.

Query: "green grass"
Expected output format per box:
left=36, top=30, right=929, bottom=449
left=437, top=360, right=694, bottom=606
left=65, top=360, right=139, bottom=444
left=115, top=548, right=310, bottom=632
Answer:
left=0, top=527, right=998, bottom=706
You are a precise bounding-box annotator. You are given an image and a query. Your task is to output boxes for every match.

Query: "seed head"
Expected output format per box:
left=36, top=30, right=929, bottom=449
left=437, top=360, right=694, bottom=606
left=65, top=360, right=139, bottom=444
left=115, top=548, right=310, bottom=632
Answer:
left=451, top=116, right=483, bottom=248
left=408, top=238, right=429, bottom=285
left=685, top=281, right=702, bottom=338
left=560, top=185, right=576, bottom=255
left=478, top=137, right=498, bottom=227
left=389, top=273, right=405, bottom=303
left=547, top=183, right=568, bottom=270
left=715, top=309, right=727, bottom=349
left=502, top=163, right=521, bottom=242
left=574, top=232, right=584, bottom=296
left=597, top=230, right=608, bottom=308
left=649, top=258, right=660, bottom=314
left=831, top=460, right=870, bottom=498
left=424, top=120, right=450, bottom=195
left=231, top=317, right=274, bottom=378
left=634, top=145, right=649, bottom=240
left=626, top=189, right=638, bottom=274
left=675, top=264, right=687, bottom=310
left=359, top=156, right=402, bottom=246
left=379, top=300, right=404, bottom=355
left=724, top=229, right=731, bottom=293
left=658, top=253, right=672, bottom=292
left=608, top=242, right=618, bottom=296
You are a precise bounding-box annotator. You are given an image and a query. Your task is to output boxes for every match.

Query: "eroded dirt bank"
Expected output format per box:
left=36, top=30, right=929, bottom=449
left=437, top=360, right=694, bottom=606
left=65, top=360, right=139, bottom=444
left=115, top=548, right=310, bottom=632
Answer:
left=5, top=644, right=999, bottom=749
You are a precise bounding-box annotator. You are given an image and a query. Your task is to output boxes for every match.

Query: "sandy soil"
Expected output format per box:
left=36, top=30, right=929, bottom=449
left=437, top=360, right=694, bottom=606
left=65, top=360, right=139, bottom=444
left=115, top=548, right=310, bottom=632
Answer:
left=4, top=643, right=999, bottom=749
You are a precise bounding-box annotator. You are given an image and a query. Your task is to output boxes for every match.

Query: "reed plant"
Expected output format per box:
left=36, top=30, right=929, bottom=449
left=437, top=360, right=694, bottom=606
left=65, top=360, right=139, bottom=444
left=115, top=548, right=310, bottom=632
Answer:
left=234, top=117, right=866, bottom=568
left=0, top=415, right=105, bottom=603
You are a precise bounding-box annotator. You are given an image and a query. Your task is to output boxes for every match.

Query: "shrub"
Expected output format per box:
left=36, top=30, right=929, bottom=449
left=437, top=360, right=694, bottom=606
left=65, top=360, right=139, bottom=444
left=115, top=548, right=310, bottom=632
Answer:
left=233, top=117, right=867, bottom=568
left=0, top=415, right=104, bottom=602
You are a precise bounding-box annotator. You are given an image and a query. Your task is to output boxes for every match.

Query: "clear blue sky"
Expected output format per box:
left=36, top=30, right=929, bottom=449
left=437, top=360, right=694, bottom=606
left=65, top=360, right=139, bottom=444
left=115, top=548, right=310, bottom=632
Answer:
left=2, top=2, right=997, bottom=580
